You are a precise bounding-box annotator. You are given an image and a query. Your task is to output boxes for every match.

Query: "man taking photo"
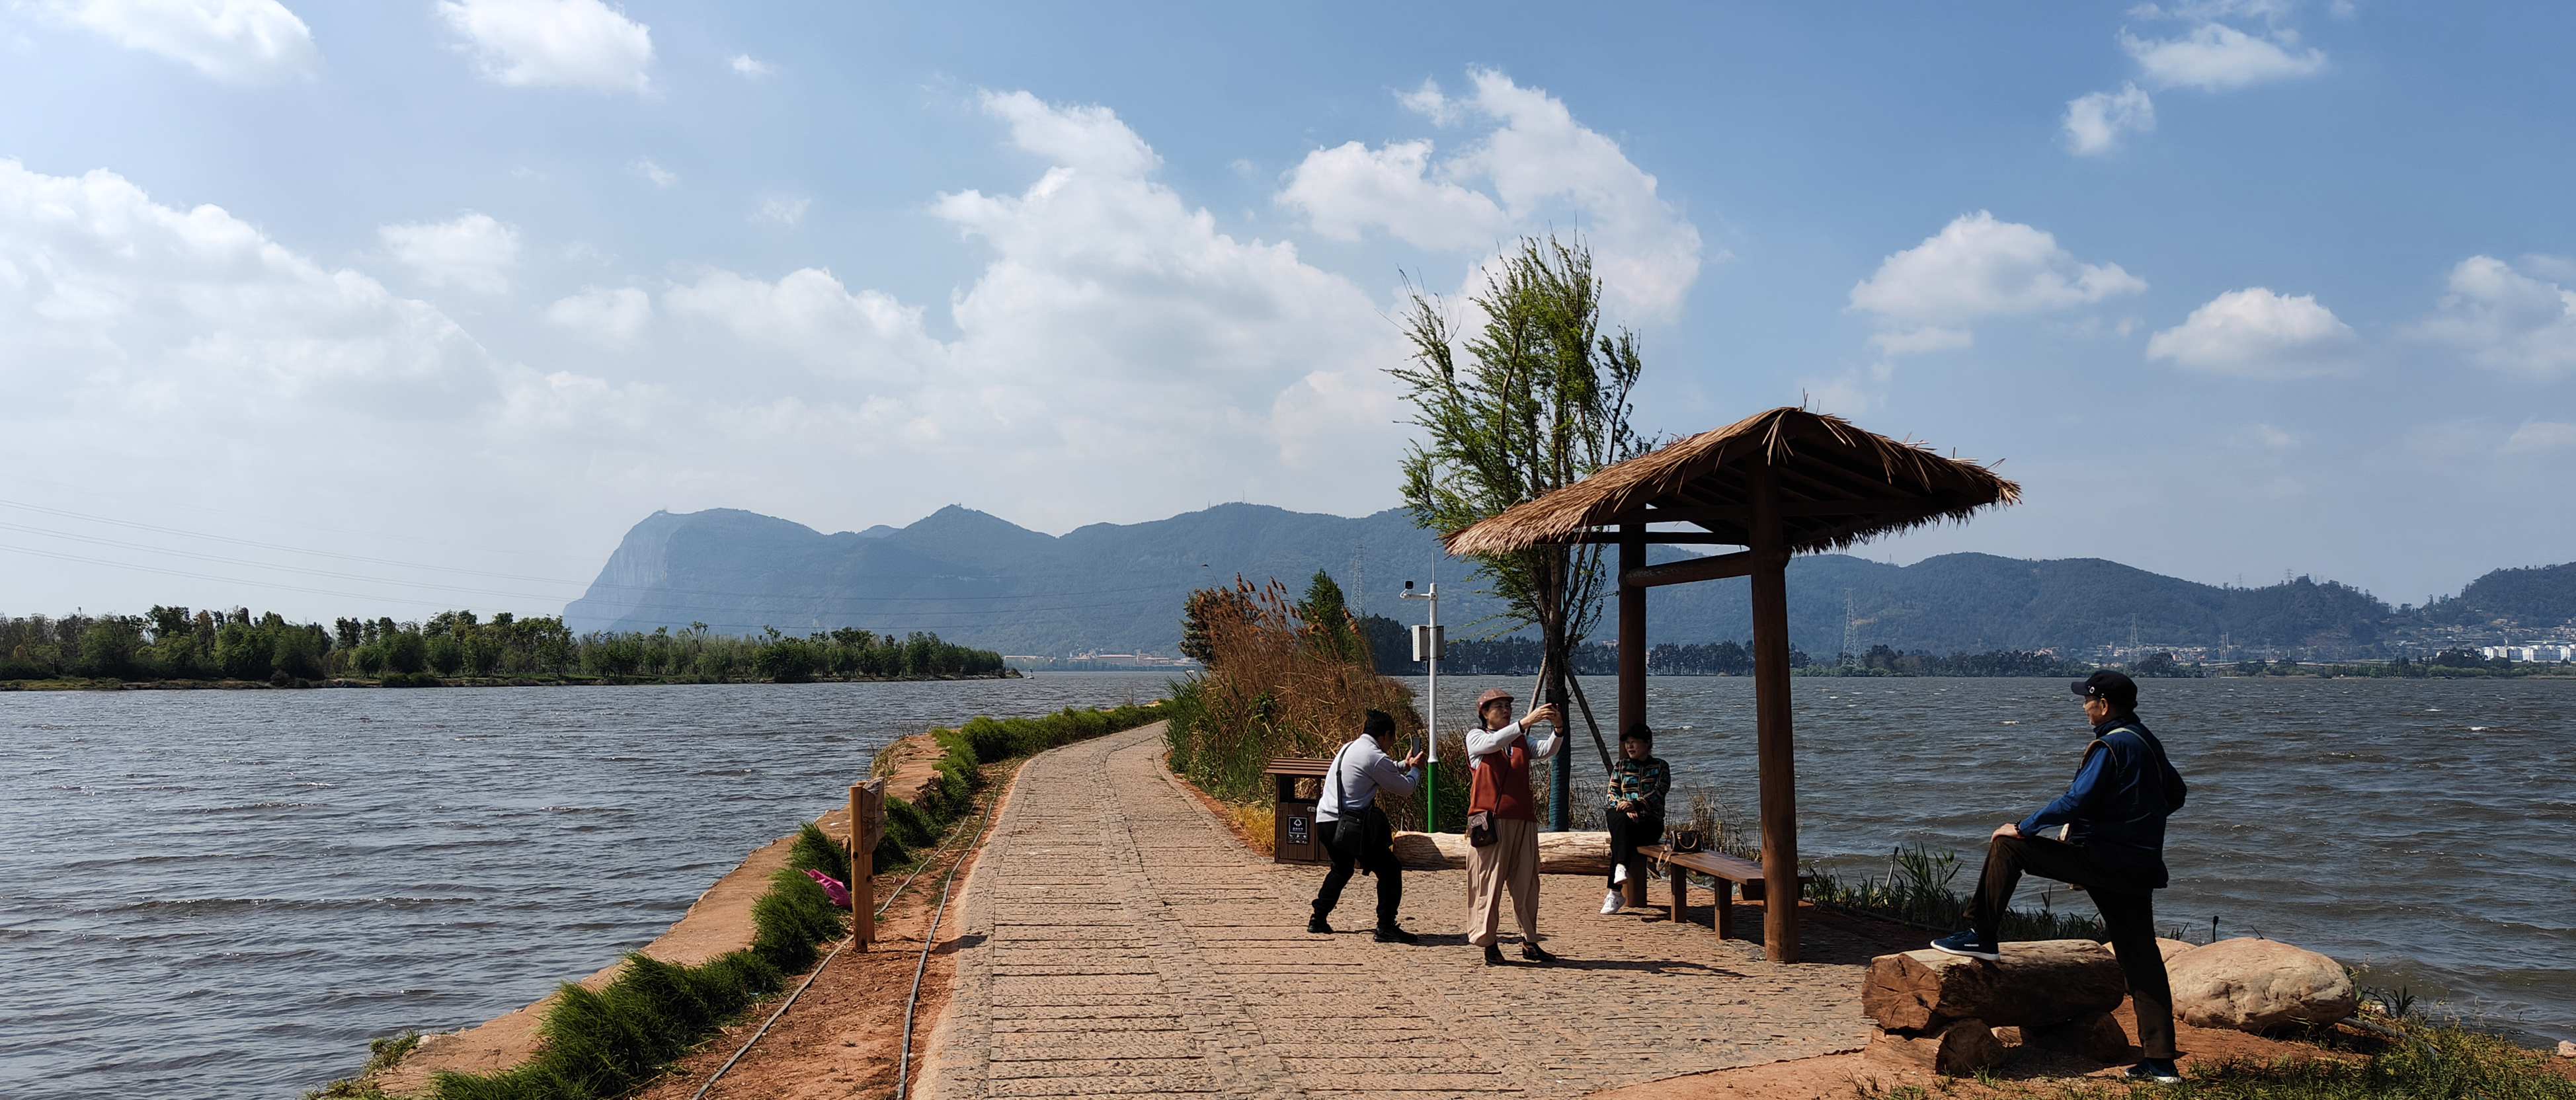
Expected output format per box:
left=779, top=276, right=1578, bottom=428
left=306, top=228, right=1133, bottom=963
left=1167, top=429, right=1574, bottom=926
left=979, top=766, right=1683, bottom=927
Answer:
left=1310, top=709, right=1424, bottom=943
left=1931, top=670, right=2190, bottom=1084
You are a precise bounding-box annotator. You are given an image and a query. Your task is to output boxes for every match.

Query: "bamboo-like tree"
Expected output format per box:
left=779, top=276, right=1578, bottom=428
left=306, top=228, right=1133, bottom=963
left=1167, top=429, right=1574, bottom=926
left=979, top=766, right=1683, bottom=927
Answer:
left=1389, top=235, right=1646, bottom=829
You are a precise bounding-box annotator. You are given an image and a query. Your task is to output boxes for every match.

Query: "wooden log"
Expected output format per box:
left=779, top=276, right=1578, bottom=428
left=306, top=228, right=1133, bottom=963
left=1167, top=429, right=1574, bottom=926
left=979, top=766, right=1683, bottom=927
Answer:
left=1390, top=830, right=1614, bottom=875
left=1861, top=941, right=2127, bottom=1031
left=1867, top=1019, right=2008, bottom=1075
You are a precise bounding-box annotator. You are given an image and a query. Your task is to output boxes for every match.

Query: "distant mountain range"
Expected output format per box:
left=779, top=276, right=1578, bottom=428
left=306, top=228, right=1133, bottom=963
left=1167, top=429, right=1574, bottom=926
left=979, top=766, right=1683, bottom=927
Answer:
left=563, top=504, right=2576, bottom=660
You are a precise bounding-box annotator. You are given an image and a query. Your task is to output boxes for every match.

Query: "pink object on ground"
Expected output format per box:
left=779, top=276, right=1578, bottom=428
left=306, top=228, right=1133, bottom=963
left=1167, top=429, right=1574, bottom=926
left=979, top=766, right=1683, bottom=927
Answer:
left=803, top=869, right=852, bottom=909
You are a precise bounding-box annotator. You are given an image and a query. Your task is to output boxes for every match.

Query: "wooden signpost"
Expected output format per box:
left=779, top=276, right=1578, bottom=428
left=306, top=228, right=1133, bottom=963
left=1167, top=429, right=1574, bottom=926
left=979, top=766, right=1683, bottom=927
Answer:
left=848, top=778, right=886, bottom=949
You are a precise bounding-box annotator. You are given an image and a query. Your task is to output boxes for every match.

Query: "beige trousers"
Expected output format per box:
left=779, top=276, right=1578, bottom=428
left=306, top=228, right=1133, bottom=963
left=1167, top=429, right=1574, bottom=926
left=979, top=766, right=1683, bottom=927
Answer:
left=1464, top=817, right=1541, bottom=946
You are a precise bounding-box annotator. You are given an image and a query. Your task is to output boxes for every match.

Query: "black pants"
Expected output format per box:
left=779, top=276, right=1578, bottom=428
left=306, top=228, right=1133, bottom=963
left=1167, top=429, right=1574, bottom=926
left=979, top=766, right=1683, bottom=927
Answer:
left=1312, top=814, right=1402, bottom=927
left=1969, top=834, right=2177, bottom=1060
left=1605, top=809, right=1664, bottom=888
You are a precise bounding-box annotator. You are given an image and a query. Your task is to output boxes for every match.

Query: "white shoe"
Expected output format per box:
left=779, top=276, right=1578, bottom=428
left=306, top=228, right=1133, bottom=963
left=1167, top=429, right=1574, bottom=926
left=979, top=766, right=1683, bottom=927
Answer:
left=1612, top=863, right=1629, bottom=884
left=1601, top=890, right=1623, bottom=914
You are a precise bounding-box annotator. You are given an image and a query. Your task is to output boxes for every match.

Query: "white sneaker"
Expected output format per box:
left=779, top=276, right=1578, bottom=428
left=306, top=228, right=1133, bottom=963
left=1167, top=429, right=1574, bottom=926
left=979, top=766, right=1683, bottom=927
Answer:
left=1612, top=863, right=1629, bottom=884
left=1601, top=890, right=1623, bottom=914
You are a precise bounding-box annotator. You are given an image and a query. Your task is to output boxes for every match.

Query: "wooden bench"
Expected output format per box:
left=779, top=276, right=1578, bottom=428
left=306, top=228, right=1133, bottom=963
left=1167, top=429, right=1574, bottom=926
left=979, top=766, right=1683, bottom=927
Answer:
left=1642, top=844, right=1812, bottom=945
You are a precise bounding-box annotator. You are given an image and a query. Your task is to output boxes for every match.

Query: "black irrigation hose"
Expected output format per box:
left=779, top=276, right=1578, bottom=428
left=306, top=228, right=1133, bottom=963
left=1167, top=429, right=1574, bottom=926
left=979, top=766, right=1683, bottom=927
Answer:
left=686, top=789, right=996, bottom=1100
left=895, top=772, right=1008, bottom=1100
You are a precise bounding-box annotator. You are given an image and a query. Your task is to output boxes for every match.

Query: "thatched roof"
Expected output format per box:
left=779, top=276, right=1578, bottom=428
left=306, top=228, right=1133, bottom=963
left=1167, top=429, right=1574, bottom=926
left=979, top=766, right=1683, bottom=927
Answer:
left=1444, top=407, right=2019, bottom=556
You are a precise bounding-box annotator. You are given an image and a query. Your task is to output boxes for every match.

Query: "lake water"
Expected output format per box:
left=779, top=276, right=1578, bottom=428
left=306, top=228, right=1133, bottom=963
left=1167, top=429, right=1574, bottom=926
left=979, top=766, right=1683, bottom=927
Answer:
left=4, top=674, right=2570, bottom=1098
left=1400, top=674, right=2576, bottom=1047
left=0, top=674, right=1172, bottom=1100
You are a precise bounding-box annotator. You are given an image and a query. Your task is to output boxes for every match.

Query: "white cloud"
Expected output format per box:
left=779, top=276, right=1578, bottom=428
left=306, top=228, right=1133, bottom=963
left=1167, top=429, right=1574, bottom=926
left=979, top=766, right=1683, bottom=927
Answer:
left=378, top=212, right=519, bottom=293
left=46, top=0, right=317, bottom=84
left=630, top=158, right=676, bottom=188
left=1273, top=139, right=1506, bottom=249
left=2121, top=22, right=2325, bottom=91
left=2064, top=83, right=2155, bottom=155
left=545, top=286, right=649, bottom=346
left=727, top=53, right=771, bottom=79
left=1275, top=69, right=1707, bottom=319
left=2146, top=287, right=2358, bottom=378
left=2413, top=255, right=2576, bottom=377
left=2502, top=421, right=2576, bottom=454
left=436, top=0, right=652, bottom=93
left=0, top=97, right=1429, bottom=615
left=749, top=197, right=809, bottom=226
left=0, top=158, right=487, bottom=420
left=1849, top=212, right=2145, bottom=352
left=662, top=268, right=940, bottom=385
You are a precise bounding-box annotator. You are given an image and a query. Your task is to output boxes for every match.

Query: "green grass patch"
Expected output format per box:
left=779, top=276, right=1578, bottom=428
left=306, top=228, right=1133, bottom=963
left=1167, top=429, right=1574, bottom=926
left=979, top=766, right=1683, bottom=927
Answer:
left=1808, top=844, right=2110, bottom=941
left=304, top=1029, right=421, bottom=1098
left=1916, top=1017, right=2576, bottom=1099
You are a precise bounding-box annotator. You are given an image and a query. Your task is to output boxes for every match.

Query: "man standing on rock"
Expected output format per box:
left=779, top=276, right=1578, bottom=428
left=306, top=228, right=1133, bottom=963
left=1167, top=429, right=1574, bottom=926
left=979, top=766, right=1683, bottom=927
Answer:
left=1931, top=670, right=2189, bottom=1084
left=1311, top=709, right=1425, bottom=943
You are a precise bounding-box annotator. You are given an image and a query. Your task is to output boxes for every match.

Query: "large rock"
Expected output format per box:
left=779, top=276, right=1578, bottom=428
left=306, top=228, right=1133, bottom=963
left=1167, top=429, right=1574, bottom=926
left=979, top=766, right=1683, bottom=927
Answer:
left=1390, top=830, right=1612, bottom=875
left=1868, top=1019, right=2009, bottom=1074
left=1863, top=941, right=2127, bottom=1031
left=2167, top=937, right=2356, bottom=1031
left=2109, top=937, right=2200, bottom=964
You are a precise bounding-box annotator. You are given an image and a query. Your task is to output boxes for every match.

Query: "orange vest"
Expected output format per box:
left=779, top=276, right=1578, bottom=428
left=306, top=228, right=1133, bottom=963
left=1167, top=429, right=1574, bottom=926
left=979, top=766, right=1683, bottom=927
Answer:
left=1469, top=736, right=1536, bottom=822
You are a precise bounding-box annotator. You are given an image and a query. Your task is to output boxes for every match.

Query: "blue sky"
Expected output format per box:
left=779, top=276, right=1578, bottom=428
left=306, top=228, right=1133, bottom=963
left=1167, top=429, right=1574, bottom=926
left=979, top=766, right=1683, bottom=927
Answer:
left=3, top=1, right=2571, bottom=622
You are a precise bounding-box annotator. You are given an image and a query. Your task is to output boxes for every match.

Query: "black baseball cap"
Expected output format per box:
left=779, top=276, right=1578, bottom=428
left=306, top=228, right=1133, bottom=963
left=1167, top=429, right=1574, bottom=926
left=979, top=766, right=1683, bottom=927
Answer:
left=2072, top=670, right=2138, bottom=711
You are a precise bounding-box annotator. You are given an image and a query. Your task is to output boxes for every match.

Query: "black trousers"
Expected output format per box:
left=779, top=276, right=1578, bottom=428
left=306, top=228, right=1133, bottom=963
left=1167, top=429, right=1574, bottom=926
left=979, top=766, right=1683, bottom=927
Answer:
left=1312, top=814, right=1402, bottom=926
left=1969, top=834, right=2177, bottom=1060
left=1605, top=809, right=1664, bottom=888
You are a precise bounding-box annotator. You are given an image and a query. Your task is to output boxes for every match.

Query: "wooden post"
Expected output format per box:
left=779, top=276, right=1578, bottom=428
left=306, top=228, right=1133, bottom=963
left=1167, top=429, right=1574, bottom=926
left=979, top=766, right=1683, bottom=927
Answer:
left=849, top=779, right=885, bottom=950
left=1747, top=463, right=1802, bottom=962
left=1619, top=522, right=1649, bottom=906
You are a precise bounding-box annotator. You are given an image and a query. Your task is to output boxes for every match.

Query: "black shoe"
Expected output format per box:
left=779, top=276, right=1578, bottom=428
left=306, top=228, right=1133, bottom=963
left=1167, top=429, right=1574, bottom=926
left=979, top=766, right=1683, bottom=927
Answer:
left=1483, top=943, right=1505, bottom=966
left=2125, top=1059, right=2183, bottom=1084
left=1929, top=928, right=2001, bottom=961
left=1308, top=916, right=1332, bottom=934
left=1373, top=924, right=1418, bottom=944
left=1521, top=942, right=1555, bottom=964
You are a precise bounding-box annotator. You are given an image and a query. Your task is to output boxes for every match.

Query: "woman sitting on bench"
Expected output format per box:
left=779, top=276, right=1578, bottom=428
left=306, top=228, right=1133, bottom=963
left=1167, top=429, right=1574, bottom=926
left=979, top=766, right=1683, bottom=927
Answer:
left=1601, top=723, right=1670, bottom=914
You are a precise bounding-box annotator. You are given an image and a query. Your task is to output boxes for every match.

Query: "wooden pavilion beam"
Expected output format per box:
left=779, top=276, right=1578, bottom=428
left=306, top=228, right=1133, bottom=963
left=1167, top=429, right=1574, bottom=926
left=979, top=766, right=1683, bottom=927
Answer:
left=1621, top=550, right=1755, bottom=588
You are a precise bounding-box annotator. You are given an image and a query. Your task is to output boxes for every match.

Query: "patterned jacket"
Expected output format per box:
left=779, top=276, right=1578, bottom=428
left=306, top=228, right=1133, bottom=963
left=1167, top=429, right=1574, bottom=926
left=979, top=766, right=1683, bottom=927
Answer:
left=1605, top=756, right=1670, bottom=818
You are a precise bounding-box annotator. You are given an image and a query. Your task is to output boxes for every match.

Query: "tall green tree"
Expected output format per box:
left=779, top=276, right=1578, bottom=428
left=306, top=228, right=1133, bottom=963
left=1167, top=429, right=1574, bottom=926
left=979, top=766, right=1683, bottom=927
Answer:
left=1389, top=235, right=1647, bottom=827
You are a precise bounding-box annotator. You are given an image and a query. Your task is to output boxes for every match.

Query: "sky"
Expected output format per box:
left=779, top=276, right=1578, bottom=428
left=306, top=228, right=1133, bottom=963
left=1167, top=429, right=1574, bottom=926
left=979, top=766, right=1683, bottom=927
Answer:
left=2, top=0, right=2571, bottom=625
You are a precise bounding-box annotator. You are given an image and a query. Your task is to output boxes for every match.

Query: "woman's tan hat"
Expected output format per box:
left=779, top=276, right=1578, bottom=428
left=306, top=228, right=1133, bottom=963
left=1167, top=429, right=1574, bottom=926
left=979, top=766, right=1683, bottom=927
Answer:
left=1474, top=688, right=1513, bottom=711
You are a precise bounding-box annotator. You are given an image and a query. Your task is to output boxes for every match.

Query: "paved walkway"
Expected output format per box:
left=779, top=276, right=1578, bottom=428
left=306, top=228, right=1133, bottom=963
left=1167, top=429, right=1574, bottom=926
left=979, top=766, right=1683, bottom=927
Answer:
left=920, top=723, right=1886, bottom=1100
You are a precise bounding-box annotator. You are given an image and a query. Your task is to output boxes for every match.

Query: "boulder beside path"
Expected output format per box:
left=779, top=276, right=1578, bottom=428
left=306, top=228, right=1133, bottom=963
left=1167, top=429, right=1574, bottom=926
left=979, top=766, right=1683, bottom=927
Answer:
left=2165, top=937, right=2358, bottom=1032
left=1862, top=940, right=2128, bottom=1031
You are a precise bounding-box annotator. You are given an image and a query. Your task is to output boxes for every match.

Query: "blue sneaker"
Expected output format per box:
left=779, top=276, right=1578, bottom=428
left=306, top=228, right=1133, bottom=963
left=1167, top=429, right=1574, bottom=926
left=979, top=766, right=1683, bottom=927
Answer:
left=1929, top=929, right=2000, bottom=961
left=2125, top=1059, right=2182, bottom=1083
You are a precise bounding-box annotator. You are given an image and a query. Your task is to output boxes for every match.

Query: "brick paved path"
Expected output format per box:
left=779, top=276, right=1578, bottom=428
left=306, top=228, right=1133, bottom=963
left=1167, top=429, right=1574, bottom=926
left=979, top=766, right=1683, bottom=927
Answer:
left=919, top=723, right=1884, bottom=1099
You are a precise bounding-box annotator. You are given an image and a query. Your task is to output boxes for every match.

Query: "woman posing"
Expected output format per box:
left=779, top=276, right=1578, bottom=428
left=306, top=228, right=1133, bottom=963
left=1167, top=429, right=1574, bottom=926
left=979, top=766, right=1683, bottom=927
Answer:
left=1463, top=687, right=1563, bottom=965
left=1601, top=724, right=1670, bottom=914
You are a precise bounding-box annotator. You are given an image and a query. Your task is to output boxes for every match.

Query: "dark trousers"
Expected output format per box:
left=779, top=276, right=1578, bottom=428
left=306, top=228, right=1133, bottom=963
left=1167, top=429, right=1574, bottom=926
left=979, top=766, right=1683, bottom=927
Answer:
left=1312, top=815, right=1402, bottom=927
left=1970, top=834, right=2177, bottom=1060
left=1605, top=809, right=1664, bottom=888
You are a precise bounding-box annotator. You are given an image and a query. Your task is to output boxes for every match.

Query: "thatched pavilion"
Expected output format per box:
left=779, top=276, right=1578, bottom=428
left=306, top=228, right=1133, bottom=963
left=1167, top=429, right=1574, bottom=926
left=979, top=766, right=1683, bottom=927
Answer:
left=1445, top=407, right=2019, bottom=962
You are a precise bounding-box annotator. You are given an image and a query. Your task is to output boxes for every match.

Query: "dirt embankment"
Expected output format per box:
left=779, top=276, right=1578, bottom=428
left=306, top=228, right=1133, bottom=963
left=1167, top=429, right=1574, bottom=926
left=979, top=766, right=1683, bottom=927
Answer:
left=372, top=729, right=983, bottom=1098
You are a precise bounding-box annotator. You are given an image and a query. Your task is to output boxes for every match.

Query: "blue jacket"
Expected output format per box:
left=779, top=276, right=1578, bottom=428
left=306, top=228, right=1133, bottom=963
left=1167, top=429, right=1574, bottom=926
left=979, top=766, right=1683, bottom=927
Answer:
left=2021, top=716, right=2188, bottom=888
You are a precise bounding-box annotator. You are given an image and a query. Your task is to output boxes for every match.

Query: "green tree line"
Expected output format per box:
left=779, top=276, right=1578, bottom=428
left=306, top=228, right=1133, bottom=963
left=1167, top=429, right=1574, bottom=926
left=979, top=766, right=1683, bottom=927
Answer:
left=0, top=607, right=1006, bottom=685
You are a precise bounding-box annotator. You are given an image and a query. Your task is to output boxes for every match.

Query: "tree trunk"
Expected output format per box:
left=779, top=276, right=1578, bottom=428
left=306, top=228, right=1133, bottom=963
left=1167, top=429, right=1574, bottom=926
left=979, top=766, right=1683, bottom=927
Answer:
left=1862, top=941, right=2128, bottom=1031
